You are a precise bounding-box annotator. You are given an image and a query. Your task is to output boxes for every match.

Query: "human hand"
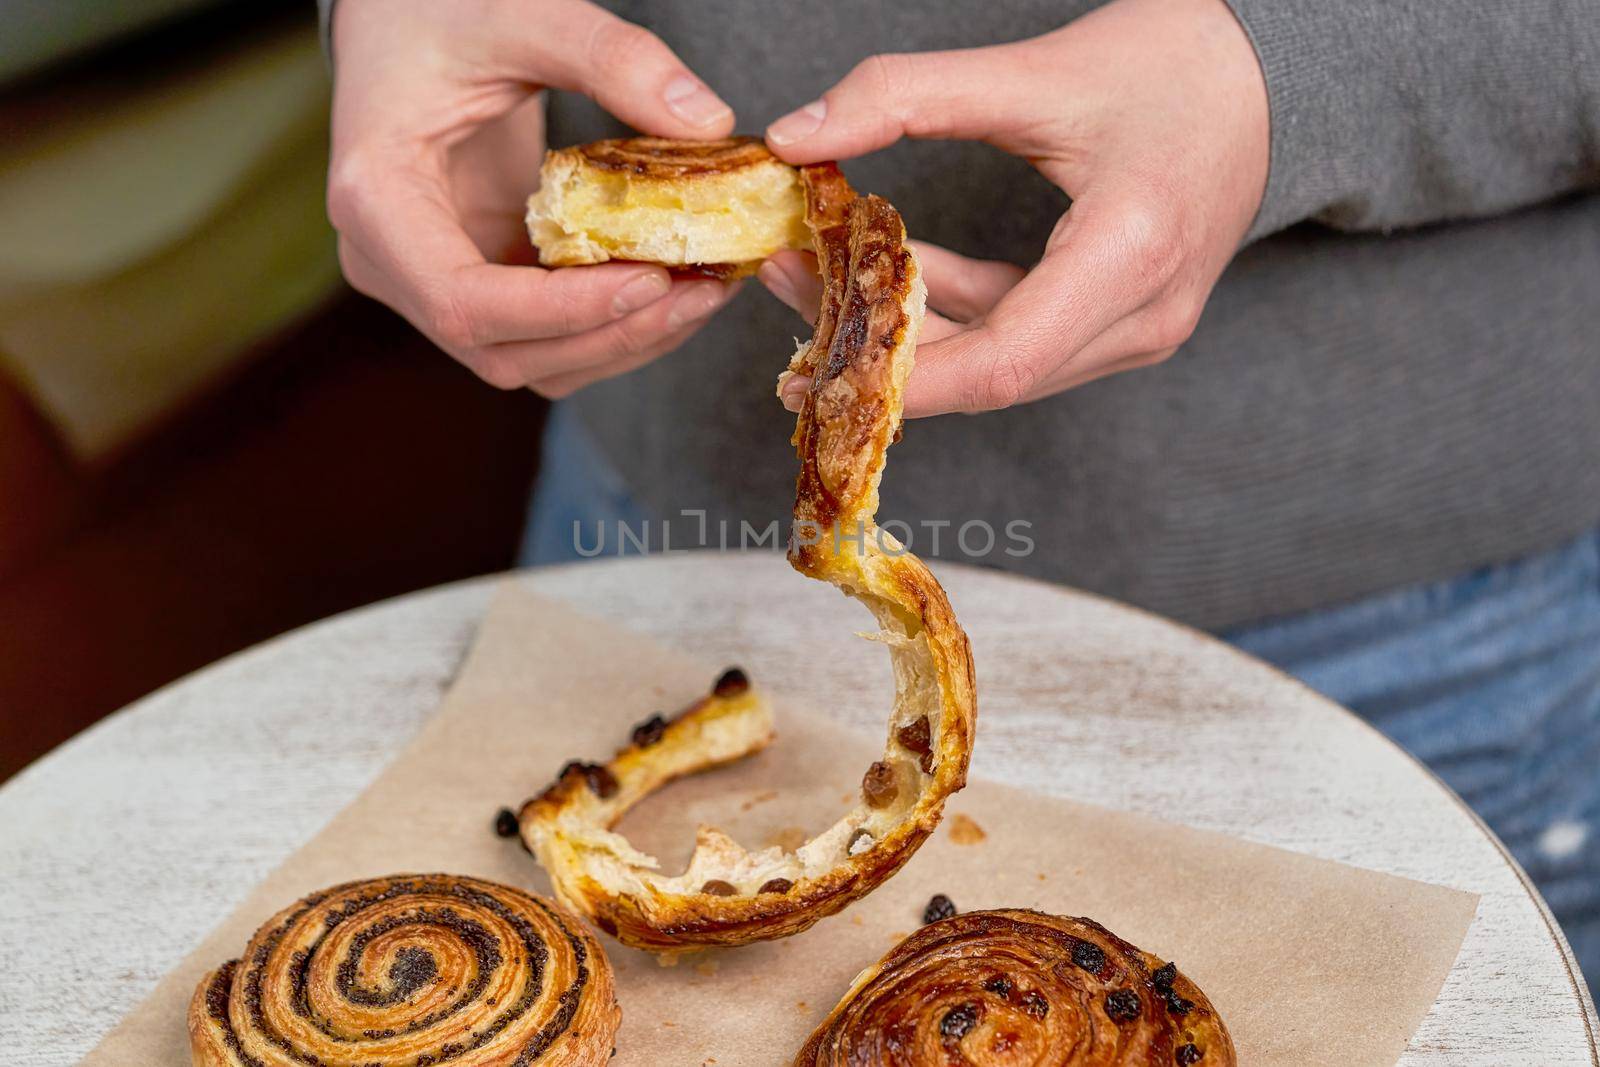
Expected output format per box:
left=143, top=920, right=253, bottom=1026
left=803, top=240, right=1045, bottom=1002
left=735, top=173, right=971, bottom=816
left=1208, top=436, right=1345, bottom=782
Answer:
left=759, top=0, right=1269, bottom=416
left=327, top=0, right=743, bottom=396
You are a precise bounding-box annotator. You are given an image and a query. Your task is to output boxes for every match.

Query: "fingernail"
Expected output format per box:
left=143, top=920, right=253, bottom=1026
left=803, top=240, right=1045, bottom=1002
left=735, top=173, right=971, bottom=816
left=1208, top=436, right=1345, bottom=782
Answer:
left=766, top=99, right=826, bottom=146
left=664, top=75, right=732, bottom=127
left=612, top=273, right=671, bottom=316
left=667, top=283, right=727, bottom=329
left=758, top=260, right=798, bottom=307
left=780, top=375, right=810, bottom=411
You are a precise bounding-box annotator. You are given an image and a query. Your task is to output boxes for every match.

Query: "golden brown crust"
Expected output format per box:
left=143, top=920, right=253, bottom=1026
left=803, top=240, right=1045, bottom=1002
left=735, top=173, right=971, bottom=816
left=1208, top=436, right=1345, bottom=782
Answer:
left=574, top=135, right=778, bottom=177
left=786, top=160, right=977, bottom=905
left=517, top=167, right=975, bottom=956
left=187, top=874, right=620, bottom=1066
left=796, top=910, right=1237, bottom=1066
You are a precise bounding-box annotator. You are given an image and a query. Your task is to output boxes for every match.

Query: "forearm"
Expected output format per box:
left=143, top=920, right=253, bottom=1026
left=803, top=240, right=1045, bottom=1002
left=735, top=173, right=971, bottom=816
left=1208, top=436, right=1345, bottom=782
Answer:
left=1225, top=0, right=1600, bottom=239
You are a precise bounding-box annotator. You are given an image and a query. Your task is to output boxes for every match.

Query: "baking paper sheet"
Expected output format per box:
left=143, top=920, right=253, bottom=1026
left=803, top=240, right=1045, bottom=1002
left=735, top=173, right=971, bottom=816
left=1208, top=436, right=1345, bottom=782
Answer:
left=82, top=579, right=1477, bottom=1066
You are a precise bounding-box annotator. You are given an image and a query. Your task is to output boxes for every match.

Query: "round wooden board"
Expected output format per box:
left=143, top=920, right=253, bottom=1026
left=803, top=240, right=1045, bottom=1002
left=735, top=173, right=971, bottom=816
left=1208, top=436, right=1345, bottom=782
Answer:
left=1, top=553, right=1594, bottom=1064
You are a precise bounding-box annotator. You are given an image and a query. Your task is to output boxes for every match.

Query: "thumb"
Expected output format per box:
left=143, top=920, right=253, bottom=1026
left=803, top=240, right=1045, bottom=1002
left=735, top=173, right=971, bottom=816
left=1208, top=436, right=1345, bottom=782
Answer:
left=502, top=0, right=735, bottom=137
left=765, top=45, right=1035, bottom=163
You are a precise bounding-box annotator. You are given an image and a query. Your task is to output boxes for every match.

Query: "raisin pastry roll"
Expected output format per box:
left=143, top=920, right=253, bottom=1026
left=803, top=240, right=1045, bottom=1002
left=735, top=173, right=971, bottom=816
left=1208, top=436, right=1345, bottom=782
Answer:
left=525, top=135, right=809, bottom=278
left=188, top=874, right=620, bottom=1066
left=796, top=909, right=1236, bottom=1066
left=519, top=165, right=976, bottom=953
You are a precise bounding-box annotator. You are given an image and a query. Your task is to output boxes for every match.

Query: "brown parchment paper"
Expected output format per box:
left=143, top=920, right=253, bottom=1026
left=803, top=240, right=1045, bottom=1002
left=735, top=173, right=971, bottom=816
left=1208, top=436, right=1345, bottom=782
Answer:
left=82, top=580, right=1478, bottom=1067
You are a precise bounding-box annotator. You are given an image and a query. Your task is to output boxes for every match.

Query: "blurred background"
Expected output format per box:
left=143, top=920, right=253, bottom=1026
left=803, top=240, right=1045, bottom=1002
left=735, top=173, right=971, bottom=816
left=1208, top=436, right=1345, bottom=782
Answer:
left=0, top=0, right=548, bottom=779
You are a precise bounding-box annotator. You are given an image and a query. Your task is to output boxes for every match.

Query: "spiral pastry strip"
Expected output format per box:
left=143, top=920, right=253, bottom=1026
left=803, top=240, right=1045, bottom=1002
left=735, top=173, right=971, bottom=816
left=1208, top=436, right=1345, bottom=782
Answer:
left=525, top=135, right=809, bottom=277
left=796, top=910, right=1236, bottom=1066
left=187, top=874, right=620, bottom=1067
left=518, top=164, right=976, bottom=954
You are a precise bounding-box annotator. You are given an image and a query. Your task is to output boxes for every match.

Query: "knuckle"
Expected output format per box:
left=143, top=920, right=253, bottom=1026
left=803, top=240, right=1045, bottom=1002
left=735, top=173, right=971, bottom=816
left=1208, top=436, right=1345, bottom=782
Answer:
left=856, top=53, right=908, bottom=98
left=1117, top=203, right=1185, bottom=289
left=335, top=239, right=368, bottom=293
left=542, top=263, right=645, bottom=335
left=539, top=280, right=583, bottom=336
left=589, top=19, right=663, bottom=77
left=972, top=345, right=1038, bottom=411
left=325, top=150, right=376, bottom=233
left=468, top=352, right=527, bottom=391
left=599, top=316, right=654, bottom=362
left=842, top=52, right=915, bottom=144
left=420, top=288, right=480, bottom=353
left=1149, top=293, right=1203, bottom=350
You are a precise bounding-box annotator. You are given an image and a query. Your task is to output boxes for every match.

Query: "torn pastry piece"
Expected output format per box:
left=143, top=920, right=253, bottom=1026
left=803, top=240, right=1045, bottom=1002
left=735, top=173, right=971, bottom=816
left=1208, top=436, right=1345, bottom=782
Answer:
left=796, top=910, right=1237, bottom=1066
left=188, top=874, right=620, bottom=1067
left=520, top=668, right=799, bottom=947
left=525, top=136, right=809, bottom=278
left=519, top=167, right=976, bottom=953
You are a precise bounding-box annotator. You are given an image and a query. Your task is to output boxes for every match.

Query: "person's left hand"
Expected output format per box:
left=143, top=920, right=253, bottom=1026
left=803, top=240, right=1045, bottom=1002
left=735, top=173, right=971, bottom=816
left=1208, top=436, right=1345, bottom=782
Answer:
left=757, top=0, right=1270, bottom=416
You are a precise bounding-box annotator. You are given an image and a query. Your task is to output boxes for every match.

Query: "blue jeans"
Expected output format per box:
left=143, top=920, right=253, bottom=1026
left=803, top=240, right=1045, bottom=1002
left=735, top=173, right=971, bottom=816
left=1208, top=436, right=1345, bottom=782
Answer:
left=1223, top=530, right=1600, bottom=989
left=523, top=405, right=1600, bottom=987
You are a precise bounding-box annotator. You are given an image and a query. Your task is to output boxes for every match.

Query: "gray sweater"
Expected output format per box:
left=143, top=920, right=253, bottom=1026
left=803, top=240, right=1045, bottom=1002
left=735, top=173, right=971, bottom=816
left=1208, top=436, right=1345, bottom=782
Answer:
left=333, top=0, right=1600, bottom=629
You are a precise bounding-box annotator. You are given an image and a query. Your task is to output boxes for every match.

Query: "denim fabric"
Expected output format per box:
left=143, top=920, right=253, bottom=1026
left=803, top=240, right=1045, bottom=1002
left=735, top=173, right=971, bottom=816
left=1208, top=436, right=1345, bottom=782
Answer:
left=521, top=405, right=657, bottom=566
left=1224, top=529, right=1600, bottom=989
left=523, top=404, right=1600, bottom=989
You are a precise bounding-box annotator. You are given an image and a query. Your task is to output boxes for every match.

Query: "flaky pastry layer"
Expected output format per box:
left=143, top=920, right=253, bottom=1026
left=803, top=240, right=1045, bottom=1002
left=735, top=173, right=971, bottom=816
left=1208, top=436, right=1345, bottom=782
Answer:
left=518, top=163, right=975, bottom=954
left=188, top=874, right=620, bottom=1067
left=525, top=136, right=809, bottom=277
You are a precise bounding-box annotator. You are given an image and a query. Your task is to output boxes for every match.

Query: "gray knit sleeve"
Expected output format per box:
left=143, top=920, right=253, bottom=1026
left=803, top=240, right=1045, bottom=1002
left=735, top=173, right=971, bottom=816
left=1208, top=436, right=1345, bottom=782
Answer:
left=318, top=0, right=337, bottom=56
left=1224, top=0, right=1600, bottom=240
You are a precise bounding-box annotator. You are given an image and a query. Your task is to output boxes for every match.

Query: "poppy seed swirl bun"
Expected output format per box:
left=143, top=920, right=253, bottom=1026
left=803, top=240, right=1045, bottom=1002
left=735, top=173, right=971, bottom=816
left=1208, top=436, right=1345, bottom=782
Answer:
left=187, top=874, right=620, bottom=1066
left=524, top=136, right=809, bottom=278
left=517, top=163, right=976, bottom=954
left=797, top=910, right=1236, bottom=1066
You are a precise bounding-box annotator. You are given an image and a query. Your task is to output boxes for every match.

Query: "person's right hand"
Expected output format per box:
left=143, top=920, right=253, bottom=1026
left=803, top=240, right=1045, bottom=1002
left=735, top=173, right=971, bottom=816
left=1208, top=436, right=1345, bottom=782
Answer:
left=327, top=0, right=742, bottom=396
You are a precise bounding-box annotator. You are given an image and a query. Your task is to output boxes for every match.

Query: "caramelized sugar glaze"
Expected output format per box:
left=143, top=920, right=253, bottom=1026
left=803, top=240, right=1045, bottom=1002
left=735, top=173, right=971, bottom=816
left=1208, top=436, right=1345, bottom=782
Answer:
left=797, top=910, right=1236, bottom=1067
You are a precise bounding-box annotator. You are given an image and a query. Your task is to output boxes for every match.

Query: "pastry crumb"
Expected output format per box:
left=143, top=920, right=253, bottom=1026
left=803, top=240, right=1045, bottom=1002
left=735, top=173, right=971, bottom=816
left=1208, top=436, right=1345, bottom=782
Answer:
left=948, top=813, right=987, bottom=845
left=741, top=790, right=779, bottom=811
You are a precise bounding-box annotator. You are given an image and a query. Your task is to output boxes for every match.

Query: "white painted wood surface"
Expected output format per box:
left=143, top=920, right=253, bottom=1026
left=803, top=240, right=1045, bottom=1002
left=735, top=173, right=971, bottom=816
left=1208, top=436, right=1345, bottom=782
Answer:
left=1, top=553, right=1595, bottom=1064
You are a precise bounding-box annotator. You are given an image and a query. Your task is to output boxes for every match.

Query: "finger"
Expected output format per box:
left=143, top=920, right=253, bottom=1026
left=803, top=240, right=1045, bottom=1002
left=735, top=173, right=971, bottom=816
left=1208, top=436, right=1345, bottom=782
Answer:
left=766, top=243, right=988, bottom=411
left=758, top=252, right=824, bottom=325
left=765, top=45, right=1041, bottom=162
left=1023, top=304, right=1184, bottom=397
left=530, top=284, right=743, bottom=398
left=773, top=298, right=967, bottom=413
left=478, top=280, right=740, bottom=392
left=758, top=245, right=1015, bottom=329
left=447, top=94, right=550, bottom=261
left=909, top=241, right=1025, bottom=322
left=901, top=194, right=1185, bottom=416
left=529, top=320, right=702, bottom=398
left=330, top=158, right=674, bottom=357
left=498, top=0, right=734, bottom=136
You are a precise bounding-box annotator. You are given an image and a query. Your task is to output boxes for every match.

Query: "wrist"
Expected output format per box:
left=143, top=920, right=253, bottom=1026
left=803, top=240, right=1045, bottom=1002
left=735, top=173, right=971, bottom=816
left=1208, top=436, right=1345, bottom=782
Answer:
left=1217, top=0, right=1357, bottom=240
